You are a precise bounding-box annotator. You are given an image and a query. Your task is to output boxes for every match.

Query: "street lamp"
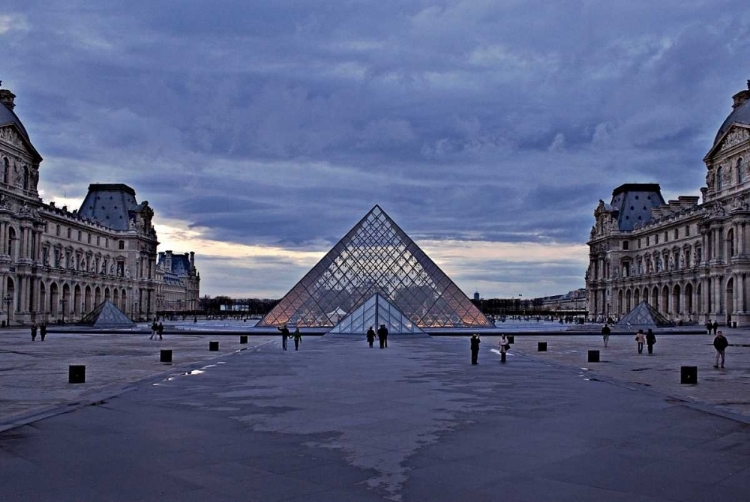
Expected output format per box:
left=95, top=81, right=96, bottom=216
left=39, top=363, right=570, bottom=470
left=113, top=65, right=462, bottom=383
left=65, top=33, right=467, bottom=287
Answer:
left=3, top=294, right=12, bottom=327
left=60, top=297, right=67, bottom=324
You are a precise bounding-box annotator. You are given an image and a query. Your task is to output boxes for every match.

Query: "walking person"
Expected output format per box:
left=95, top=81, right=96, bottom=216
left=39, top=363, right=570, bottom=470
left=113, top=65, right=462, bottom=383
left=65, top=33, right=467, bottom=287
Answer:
left=30, top=323, right=37, bottom=341
left=377, top=324, right=388, bottom=349
left=293, top=327, right=302, bottom=351
left=366, top=326, right=375, bottom=348
left=601, top=324, right=611, bottom=347
left=706, top=320, right=712, bottom=335
left=635, top=329, right=645, bottom=354
left=470, top=334, right=480, bottom=364
left=150, top=320, right=158, bottom=340
left=712, top=320, right=719, bottom=335
left=40, top=322, right=46, bottom=341
left=645, top=329, right=656, bottom=354
left=713, top=330, right=729, bottom=368
left=157, top=322, right=164, bottom=340
left=278, top=324, right=289, bottom=350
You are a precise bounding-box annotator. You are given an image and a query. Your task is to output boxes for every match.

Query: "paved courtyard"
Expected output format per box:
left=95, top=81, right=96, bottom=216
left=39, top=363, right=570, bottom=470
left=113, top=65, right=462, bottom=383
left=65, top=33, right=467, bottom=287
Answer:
left=1, top=329, right=750, bottom=501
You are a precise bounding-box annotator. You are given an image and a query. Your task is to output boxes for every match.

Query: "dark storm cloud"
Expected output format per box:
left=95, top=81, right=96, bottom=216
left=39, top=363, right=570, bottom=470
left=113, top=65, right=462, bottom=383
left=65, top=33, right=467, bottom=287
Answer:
left=3, top=0, right=749, bottom=296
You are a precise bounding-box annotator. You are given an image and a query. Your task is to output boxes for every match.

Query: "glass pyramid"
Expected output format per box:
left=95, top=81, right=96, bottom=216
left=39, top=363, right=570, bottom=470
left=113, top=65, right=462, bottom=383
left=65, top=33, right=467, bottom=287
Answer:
left=78, top=300, right=136, bottom=328
left=616, top=301, right=675, bottom=327
left=329, top=293, right=425, bottom=334
left=259, top=205, right=493, bottom=329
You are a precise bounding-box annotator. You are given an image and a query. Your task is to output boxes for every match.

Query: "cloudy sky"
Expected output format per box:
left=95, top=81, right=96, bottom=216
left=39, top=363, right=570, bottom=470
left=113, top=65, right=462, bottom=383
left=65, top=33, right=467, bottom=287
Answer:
left=2, top=1, right=749, bottom=299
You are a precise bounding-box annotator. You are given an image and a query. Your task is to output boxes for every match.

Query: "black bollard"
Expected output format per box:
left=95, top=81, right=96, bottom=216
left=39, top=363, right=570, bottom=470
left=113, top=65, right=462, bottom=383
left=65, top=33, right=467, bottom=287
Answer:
left=240, top=335, right=248, bottom=344
left=588, top=350, right=600, bottom=363
left=209, top=341, right=219, bottom=351
left=538, top=341, right=547, bottom=352
left=69, top=365, right=86, bottom=384
left=680, top=366, right=698, bottom=384
left=507, top=335, right=515, bottom=344
left=160, top=349, right=172, bottom=363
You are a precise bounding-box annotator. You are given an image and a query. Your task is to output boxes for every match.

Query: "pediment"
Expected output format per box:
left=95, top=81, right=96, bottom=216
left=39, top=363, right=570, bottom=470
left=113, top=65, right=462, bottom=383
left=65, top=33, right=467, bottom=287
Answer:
left=706, top=124, right=750, bottom=160
left=0, top=124, right=42, bottom=161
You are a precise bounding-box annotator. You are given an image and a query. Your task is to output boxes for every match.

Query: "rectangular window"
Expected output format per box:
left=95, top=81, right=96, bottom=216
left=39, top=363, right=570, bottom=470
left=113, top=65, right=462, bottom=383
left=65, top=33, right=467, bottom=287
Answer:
left=77, top=230, right=82, bottom=241
left=664, top=232, right=668, bottom=242
left=67, top=228, right=71, bottom=238
left=646, top=236, right=650, bottom=246
left=105, top=238, right=109, bottom=248
left=87, top=234, right=91, bottom=244
left=97, top=236, right=100, bottom=246
left=638, top=239, right=642, bottom=249
left=655, top=234, right=659, bottom=244
left=686, top=225, right=690, bottom=236
left=622, top=241, right=629, bottom=250
left=56, top=224, right=60, bottom=236
left=674, top=229, right=679, bottom=239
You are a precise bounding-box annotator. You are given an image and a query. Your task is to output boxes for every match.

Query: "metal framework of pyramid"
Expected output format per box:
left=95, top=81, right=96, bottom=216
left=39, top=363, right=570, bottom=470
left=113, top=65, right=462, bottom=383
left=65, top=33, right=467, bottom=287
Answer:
left=259, top=205, right=493, bottom=329
left=78, top=299, right=136, bottom=328
left=329, top=293, right=425, bottom=335
left=616, top=301, right=675, bottom=328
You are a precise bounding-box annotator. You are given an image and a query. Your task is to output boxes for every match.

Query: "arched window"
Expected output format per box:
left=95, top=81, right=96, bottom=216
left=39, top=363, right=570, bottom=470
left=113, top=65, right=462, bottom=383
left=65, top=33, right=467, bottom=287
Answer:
left=739, top=158, right=745, bottom=184
left=2, top=158, right=8, bottom=184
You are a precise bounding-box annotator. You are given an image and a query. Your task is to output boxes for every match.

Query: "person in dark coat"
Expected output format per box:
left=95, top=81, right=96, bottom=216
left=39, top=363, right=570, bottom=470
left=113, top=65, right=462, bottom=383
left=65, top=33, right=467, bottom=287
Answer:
left=645, top=329, right=656, bottom=354
left=40, top=322, right=47, bottom=341
left=470, top=334, right=480, bottom=364
left=712, top=320, right=719, bottom=335
left=713, top=330, right=729, bottom=368
left=366, top=326, right=376, bottom=348
left=601, top=324, right=611, bottom=347
left=31, top=323, right=37, bottom=341
left=157, top=322, right=164, bottom=340
left=278, top=324, right=289, bottom=350
left=706, top=320, right=712, bottom=335
left=377, top=324, right=388, bottom=349
left=150, top=320, right=158, bottom=340
left=292, top=327, right=302, bottom=351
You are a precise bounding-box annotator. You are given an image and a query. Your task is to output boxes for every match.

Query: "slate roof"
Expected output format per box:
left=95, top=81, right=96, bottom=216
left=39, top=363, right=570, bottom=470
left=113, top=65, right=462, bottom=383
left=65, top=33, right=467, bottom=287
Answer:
left=78, top=184, right=139, bottom=231
left=609, top=184, right=665, bottom=232
left=715, top=98, right=750, bottom=145
left=0, top=102, right=29, bottom=140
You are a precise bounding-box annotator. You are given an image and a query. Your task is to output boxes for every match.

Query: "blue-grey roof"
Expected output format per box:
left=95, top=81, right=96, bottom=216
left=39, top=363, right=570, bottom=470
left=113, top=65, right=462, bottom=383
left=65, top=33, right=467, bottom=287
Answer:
left=0, top=103, right=30, bottom=140
left=157, top=253, right=192, bottom=276
left=715, top=99, right=750, bottom=145
left=610, top=184, right=664, bottom=232
left=78, top=184, right=139, bottom=231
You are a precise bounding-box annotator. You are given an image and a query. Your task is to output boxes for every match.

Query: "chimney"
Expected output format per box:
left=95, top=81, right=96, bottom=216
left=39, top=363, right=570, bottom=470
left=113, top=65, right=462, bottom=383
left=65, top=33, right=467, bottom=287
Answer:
left=189, top=251, right=195, bottom=268
left=731, top=80, right=750, bottom=109
left=0, top=89, right=16, bottom=111
left=165, top=250, right=173, bottom=271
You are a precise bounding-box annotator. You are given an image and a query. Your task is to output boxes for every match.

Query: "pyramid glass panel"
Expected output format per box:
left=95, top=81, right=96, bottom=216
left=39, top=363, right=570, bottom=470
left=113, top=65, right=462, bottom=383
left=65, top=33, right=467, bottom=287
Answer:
left=259, top=205, right=494, bottom=329
left=616, top=301, right=675, bottom=327
left=329, top=294, right=425, bottom=334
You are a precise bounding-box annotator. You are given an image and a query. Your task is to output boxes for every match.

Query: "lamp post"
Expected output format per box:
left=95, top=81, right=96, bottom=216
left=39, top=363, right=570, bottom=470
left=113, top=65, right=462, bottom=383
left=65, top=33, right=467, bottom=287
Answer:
left=3, top=294, right=12, bottom=327
left=60, top=297, right=67, bottom=324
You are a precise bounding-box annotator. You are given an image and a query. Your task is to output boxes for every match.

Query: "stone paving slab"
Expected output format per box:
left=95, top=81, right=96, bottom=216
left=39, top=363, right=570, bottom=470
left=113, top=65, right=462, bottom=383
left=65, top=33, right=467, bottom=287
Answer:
left=1, top=335, right=750, bottom=501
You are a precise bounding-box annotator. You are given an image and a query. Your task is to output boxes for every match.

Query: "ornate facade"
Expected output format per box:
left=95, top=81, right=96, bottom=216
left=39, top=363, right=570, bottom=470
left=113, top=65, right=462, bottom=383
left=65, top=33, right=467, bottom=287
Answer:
left=155, top=250, right=200, bottom=313
left=0, top=85, right=198, bottom=325
left=587, top=81, right=750, bottom=326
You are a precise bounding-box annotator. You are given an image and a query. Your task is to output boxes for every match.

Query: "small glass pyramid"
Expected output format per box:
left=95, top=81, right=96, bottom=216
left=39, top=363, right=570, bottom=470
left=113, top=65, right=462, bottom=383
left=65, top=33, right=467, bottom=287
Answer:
left=329, top=293, right=425, bottom=334
left=78, top=299, right=136, bottom=327
left=616, top=301, right=675, bottom=327
left=259, top=205, right=493, bottom=329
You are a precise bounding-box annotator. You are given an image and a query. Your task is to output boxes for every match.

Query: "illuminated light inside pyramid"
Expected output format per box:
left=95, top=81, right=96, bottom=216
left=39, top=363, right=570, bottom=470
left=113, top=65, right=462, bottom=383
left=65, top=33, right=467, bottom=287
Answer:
left=258, top=205, right=493, bottom=329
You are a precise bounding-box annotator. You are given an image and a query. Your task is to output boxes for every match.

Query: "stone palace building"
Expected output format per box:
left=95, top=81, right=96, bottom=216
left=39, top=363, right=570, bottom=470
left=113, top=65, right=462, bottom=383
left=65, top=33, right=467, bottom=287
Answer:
left=0, top=84, right=199, bottom=325
left=587, top=81, right=750, bottom=326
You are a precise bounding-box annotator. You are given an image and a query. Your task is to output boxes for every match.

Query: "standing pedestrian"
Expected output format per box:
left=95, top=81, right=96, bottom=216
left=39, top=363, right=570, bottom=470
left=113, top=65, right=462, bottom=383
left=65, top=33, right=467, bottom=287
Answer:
left=470, top=334, right=480, bottom=364
left=706, top=320, right=712, bottom=335
left=30, top=323, right=37, bottom=341
left=377, top=324, right=388, bottom=349
left=40, top=322, right=46, bottom=341
left=293, top=327, right=302, bottom=351
left=713, top=330, right=728, bottom=368
left=278, top=324, right=289, bottom=350
left=366, top=326, right=375, bottom=348
left=645, top=329, right=656, bottom=354
left=499, top=334, right=509, bottom=363
left=712, top=320, right=719, bottom=335
left=157, top=322, right=164, bottom=340
left=635, top=329, right=645, bottom=354
left=601, top=324, right=611, bottom=347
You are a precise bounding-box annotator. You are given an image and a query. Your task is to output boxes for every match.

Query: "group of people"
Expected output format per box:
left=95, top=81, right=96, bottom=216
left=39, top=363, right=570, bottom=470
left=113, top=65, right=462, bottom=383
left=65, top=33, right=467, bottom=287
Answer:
left=470, top=334, right=510, bottom=364
left=365, top=325, right=389, bottom=348
left=278, top=325, right=302, bottom=350
left=150, top=320, right=164, bottom=340
left=30, top=322, right=47, bottom=341
left=601, top=323, right=731, bottom=368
